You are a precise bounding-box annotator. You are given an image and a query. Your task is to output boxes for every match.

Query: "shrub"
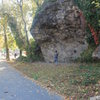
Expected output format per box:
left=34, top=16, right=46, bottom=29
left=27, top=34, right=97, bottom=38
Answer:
left=78, top=46, right=96, bottom=63
left=16, top=56, right=29, bottom=62
left=26, top=40, right=44, bottom=62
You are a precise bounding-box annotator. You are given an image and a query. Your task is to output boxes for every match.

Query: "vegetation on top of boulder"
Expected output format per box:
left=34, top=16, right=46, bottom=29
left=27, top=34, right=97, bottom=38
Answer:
left=75, top=0, right=100, bottom=45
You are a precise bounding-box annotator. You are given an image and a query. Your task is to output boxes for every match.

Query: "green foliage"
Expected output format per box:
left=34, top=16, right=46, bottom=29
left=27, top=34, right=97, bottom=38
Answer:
left=26, top=40, right=44, bottom=62
left=8, top=16, right=25, bottom=50
left=0, top=35, right=4, bottom=49
left=70, top=65, right=100, bottom=86
left=16, top=56, right=29, bottom=62
left=81, top=72, right=97, bottom=86
left=7, top=33, right=17, bottom=50
left=32, top=72, right=40, bottom=80
left=78, top=46, right=96, bottom=62
left=86, top=27, right=96, bottom=45
left=75, top=0, right=100, bottom=45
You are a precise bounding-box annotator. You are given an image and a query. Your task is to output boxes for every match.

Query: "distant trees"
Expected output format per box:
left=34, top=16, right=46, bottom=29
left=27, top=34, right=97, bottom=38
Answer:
left=0, top=0, right=45, bottom=61
left=0, top=0, right=32, bottom=57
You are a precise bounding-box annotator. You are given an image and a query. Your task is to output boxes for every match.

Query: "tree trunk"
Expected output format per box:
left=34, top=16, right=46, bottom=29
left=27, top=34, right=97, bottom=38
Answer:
left=3, top=25, right=10, bottom=61
left=18, top=0, right=30, bottom=47
left=18, top=0, right=32, bottom=60
left=20, top=49, right=22, bottom=57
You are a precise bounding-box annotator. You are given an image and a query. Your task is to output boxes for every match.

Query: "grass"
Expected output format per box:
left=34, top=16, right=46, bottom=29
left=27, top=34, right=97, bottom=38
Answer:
left=8, top=61, right=100, bottom=100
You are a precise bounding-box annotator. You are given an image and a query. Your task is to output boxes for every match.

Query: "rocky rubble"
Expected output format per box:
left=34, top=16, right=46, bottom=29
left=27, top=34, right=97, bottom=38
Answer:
left=30, top=0, right=88, bottom=62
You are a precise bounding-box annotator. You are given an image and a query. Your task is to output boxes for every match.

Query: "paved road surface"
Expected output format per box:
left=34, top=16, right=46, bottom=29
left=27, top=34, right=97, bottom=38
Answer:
left=0, top=61, right=63, bottom=100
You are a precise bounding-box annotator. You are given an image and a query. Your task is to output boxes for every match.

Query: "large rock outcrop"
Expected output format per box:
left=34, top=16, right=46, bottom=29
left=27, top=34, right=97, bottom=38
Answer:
left=30, top=0, right=88, bottom=62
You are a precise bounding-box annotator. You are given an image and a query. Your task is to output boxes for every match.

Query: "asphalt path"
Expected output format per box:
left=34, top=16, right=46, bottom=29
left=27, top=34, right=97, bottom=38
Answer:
left=0, top=61, right=63, bottom=100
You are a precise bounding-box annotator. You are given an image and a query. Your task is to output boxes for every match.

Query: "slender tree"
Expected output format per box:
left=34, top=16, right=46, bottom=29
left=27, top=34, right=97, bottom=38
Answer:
left=17, top=0, right=30, bottom=47
left=0, top=1, right=10, bottom=60
left=3, top=21, right=10, bottom=60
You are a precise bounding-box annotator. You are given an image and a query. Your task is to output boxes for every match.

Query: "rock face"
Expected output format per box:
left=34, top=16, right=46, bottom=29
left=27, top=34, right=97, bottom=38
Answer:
left=92, top=45, right=100, bottom=59
left=30, top=0, right=88, bottom=62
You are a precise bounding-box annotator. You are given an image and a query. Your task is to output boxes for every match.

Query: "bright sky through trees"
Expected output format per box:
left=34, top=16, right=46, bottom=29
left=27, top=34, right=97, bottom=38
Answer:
left=0, top=0, right=2, bottom=4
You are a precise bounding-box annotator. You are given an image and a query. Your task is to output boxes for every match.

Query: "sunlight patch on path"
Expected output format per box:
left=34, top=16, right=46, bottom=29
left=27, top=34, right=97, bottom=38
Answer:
left=0, top=67, right=6, bottom=71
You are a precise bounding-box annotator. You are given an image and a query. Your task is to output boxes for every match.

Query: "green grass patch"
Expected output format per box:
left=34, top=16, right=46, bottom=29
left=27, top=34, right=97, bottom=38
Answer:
left=31, top=72, right=40, bottom=80
left=70, top=65, right=100, bottom=86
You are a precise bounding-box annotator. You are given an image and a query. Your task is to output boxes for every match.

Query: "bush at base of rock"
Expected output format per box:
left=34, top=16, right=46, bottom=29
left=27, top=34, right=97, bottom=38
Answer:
left=26, top=40, right=44, bottom=62
left=77, top=46, right=96, bottom=63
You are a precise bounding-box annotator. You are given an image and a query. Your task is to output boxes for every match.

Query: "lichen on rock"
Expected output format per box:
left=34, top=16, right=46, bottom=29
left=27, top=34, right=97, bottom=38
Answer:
left=30, top=0, right=88, bottom=63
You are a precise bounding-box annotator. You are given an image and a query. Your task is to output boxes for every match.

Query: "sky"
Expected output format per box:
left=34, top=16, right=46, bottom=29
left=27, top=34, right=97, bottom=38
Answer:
left=0, top=0, right=2, bottom=4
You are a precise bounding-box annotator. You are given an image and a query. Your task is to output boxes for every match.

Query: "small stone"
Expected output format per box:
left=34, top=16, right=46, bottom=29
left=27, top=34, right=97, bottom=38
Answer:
left=4, top=91, right=8, bottom=94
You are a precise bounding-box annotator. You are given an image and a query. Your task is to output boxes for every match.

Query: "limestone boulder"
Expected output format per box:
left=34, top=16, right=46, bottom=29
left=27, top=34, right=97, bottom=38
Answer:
left=30, top=0, right=88, bottom=62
